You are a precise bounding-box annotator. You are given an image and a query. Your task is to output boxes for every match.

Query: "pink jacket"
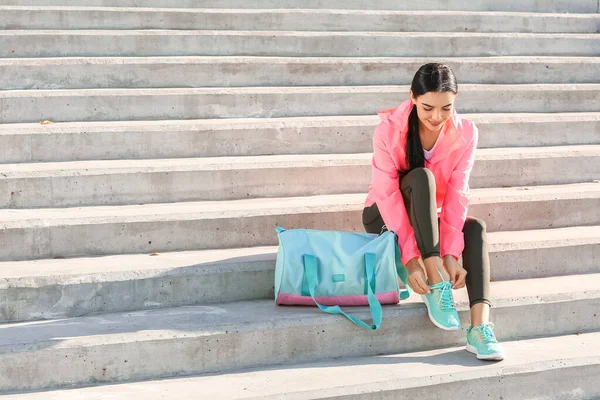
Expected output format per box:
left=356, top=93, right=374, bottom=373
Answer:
left=365, top=100, right=478, bottom=265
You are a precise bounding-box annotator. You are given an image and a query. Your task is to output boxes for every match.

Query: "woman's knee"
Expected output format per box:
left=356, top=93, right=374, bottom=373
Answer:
left=464, top=218, right=487, bottom=237
left=401, top=167, right=436, bottom=190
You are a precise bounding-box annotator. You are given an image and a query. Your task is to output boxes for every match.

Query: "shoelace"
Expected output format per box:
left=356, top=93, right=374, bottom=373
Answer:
left=430, top=281, right=456, bottom=312
left=478, top=324, right=498, bottom=344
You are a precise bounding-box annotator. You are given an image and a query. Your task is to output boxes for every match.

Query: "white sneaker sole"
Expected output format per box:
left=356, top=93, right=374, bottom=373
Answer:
left=420, top=295, right=460, bottom=331
left=466, top=343, right=505, bottom=361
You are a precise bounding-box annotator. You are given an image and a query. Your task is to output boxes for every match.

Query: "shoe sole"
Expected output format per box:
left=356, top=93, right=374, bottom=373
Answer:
left=466, top=343, right=505, bottom=361
left=420, top=295, right=461, bottom=331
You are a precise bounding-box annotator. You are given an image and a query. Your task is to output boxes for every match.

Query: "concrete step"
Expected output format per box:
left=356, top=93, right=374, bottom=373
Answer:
left=0, top=183, right=598, bottom=261
left=1, top=31, right=599, bottom=58
left=3, top=332, right=598, bottom=399
left=2, top=114, right=599, bottom=163
left=0, top=226, right=597, bottom=322
left=2, top=7, right=599, bottom=33
left=0, top=0, right=596, bottom=13
left=1, top=146, right=598, bottom=208
left=3, top=85, right=600, bottom=123
left=3, top=56, right=600, bottom=90
left=0, top=274, right=599, bottom=392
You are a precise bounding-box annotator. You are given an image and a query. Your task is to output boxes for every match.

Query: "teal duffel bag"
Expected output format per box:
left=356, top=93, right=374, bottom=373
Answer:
left=274, top=227, right=411, bottom=330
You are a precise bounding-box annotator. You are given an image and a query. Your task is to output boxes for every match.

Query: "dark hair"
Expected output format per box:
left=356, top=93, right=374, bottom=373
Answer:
left=404, top=63, right=458, bottom=173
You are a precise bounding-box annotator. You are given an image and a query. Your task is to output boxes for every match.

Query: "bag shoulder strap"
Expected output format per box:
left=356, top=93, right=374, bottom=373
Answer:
left=303, top=253, right=383, bottom=331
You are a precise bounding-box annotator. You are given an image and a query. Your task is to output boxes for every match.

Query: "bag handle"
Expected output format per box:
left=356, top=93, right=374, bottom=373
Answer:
left=395, top=241, right=412, bottom=300
left=302, top=253, right=383, bottom=331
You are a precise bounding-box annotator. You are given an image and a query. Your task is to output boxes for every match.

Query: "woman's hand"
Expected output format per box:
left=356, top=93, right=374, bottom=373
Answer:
left=406, top=258, right=430, bottom=295
left=443, top=255, right=467, bottom=289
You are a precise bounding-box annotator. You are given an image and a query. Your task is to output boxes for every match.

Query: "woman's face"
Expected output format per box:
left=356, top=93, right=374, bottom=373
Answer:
left=410, top=90, right=457, bottom=132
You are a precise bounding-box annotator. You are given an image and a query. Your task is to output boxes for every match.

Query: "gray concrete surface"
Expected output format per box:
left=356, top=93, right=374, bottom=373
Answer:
left=1, top=31, right=599, bottom=58
left=2, top=85, right=600, bottom=123
left=0, top=274, right=598, bottom=392
left=0, top=146, right=598, bottom=208
left=0, top=184, right=598, bottom=261
left=2, top=332, right=599, bottom=399
left=0, top=0, right=596, bottom=12
left=0, top=226, right=597, bottom=322
left=1, top=0, right=599, bottom=396
left=1, top=113, right=599, bottom=163
left=3, top=57, right=600, bottom=90
left=2, top=7, right=599, bottom=33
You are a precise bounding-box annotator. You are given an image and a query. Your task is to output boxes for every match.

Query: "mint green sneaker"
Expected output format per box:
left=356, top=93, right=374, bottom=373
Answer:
left=420, top=279, right=460, bottom=331
left=466, top=323, right=505, bottom=361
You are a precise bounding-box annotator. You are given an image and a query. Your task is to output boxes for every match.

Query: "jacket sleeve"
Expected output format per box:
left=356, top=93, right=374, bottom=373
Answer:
left=370, top=123, right=421, bottom=265
left=440, top=126, right=479, bottom=260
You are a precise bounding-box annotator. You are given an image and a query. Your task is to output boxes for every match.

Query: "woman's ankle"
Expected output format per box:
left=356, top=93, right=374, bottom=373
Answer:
left=470, top=302, right=491, bottom=326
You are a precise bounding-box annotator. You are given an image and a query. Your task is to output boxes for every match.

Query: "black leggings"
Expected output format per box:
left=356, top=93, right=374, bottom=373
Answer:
left=363, top=167, right=491, bottom=307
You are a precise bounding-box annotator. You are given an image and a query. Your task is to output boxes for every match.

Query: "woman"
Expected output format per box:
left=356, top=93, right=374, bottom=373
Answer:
left=362, top=63, right=504, bottom=361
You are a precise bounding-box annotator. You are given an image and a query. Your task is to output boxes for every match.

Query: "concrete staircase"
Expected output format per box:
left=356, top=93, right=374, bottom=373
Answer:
left=0, top=1, right=599, bottom=398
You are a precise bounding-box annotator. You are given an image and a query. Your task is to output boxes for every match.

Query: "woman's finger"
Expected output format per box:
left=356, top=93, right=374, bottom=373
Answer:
left=453, top=270, right=467, bottom=289
left=409, top=278, right=423, bottom=294
left=415, top=276, right=430, bottom=294
left=448, top=269, right=457, bottom=284
left=409, top=277, right=427, bottom=295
